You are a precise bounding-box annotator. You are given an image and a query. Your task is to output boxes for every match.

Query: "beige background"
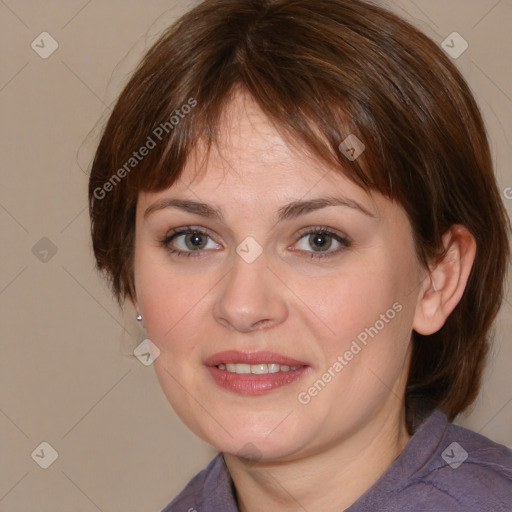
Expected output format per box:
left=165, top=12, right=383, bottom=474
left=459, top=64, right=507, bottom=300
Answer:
left=1, top=0, right=511, bottom=511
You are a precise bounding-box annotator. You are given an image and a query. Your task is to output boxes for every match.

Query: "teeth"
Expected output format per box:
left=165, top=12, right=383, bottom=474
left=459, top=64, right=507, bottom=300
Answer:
left=217, top=363, right=301, bottom=374
left=226, top=363, right=251, bottom=374
left=251, top=363, right=268, bottom=375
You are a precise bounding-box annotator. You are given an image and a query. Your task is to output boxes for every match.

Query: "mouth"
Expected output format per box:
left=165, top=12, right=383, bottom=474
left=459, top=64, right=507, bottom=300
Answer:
left=216, top=363, right=303, bottom=374
left=204, top=351, right=310, bottom=395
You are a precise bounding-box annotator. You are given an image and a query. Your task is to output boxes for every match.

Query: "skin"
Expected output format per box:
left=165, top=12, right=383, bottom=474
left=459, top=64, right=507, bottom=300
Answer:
left=132, top=91, right=476, bottom=511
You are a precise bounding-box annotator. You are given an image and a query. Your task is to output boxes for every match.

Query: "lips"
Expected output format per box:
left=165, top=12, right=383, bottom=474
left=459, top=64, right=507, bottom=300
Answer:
left=204, top=351, right=310, bottom=395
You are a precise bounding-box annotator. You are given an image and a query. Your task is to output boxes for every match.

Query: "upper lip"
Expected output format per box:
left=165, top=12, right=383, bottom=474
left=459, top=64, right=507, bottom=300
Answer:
left=204, top=351, right=309, bottom=367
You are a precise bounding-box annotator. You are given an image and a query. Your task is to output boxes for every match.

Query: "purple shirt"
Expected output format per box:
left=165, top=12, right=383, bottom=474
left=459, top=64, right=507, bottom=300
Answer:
left=162, top=410, right=512, bottom=511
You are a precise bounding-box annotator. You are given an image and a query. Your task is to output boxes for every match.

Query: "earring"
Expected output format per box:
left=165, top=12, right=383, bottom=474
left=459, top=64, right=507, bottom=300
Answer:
left=136, top=313, right=143, bottom=322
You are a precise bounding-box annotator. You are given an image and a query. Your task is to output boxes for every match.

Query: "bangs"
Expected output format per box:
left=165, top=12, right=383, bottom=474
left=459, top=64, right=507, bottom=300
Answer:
left=134, top=82, right=389, bottom=196
left=117, top=1, right=432, bottom=200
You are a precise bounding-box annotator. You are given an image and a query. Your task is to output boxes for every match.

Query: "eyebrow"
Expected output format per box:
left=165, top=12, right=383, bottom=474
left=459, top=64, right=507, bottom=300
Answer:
left=143, top=196, right=376, bottom=222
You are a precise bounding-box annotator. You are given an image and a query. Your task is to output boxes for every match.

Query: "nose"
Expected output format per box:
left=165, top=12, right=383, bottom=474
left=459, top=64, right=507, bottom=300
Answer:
left=212, top=252, right=288, bottom=333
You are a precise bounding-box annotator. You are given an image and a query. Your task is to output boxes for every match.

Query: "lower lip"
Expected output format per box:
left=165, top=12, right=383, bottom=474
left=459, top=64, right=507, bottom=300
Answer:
left=207, top=366, right=309, bottom=394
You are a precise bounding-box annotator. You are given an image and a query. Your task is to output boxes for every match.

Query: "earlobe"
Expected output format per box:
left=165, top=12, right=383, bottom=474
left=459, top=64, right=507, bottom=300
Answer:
left=128, top=293, right=141, bottom=320
left=413, top=225, right=476, bottom=335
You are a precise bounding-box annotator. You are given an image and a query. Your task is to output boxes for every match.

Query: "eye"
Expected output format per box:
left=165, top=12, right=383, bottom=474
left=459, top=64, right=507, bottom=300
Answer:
left=160, top=227, right=221, bottom=257
left=294, top=227, right=350, bottom=259
left=160, top=226, right=349, bottom=260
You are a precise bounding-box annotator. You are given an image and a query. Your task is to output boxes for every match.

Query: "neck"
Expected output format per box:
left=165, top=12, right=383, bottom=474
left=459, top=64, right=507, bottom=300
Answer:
left=224, top=404, right=411, bottom=512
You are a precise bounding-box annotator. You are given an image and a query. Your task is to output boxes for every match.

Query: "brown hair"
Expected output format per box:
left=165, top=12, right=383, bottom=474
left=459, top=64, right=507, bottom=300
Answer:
left=88, top=0, right=510, bottom=432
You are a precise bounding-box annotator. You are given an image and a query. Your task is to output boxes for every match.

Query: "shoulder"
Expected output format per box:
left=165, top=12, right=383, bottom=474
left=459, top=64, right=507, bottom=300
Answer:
left=350, top=410, right=512, bottom=511
left=416, top=417, right=512, bottom=510
left=398, top=411, right=512, bottom=511
left=160, top=458, right=213, bottom=512
left=161, top=454, right=236, bottom=512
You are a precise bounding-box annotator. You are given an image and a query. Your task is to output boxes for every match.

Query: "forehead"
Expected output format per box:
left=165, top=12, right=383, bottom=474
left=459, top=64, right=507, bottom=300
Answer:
left=190, top=92, right=322, bottom=185
left=158, top=92, right=375, bottom=206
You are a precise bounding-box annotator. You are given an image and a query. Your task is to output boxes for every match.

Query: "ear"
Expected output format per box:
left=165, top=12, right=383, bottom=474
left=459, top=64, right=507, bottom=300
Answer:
left=413, top=224, right=476, bottom=335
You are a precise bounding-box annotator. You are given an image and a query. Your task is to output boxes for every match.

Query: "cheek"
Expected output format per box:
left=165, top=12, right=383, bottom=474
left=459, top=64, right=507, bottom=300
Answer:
left=295, top=252, right=414, bottom=388
left=136, top=259, right=210, bottom=429
left=297, top=262, right=398, bottom=346
left=134, top=252, right=209, bottom=351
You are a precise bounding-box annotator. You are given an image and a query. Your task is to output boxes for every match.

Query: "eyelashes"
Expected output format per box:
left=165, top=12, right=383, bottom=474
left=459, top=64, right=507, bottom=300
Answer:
left=160, top=227, right=220, bottom=258
left=159, top=226, right=351, bottom=260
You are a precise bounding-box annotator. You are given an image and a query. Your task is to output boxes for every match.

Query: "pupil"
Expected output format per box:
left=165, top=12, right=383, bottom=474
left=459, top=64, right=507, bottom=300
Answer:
left=187, top=232, right=205, bottom=249
left=310, top=233, right=331, bottom=251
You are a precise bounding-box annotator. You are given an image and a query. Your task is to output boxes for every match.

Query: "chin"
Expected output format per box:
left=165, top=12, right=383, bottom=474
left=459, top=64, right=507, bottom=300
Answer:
left=190, top=412, right=313, bottom=462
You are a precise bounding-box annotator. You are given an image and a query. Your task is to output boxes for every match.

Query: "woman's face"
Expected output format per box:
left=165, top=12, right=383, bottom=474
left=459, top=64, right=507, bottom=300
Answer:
left=133, top=92, right=426, bottom=461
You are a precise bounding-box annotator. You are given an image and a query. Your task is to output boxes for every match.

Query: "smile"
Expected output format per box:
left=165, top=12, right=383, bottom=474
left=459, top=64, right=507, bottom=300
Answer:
left=217, top=363, right=303, bottom=374
left=205, top=351, right=310, bottom=394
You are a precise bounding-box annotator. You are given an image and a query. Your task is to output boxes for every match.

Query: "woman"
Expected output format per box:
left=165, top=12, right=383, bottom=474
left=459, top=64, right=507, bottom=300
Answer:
left=88, top=0, right=512, bottom=510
